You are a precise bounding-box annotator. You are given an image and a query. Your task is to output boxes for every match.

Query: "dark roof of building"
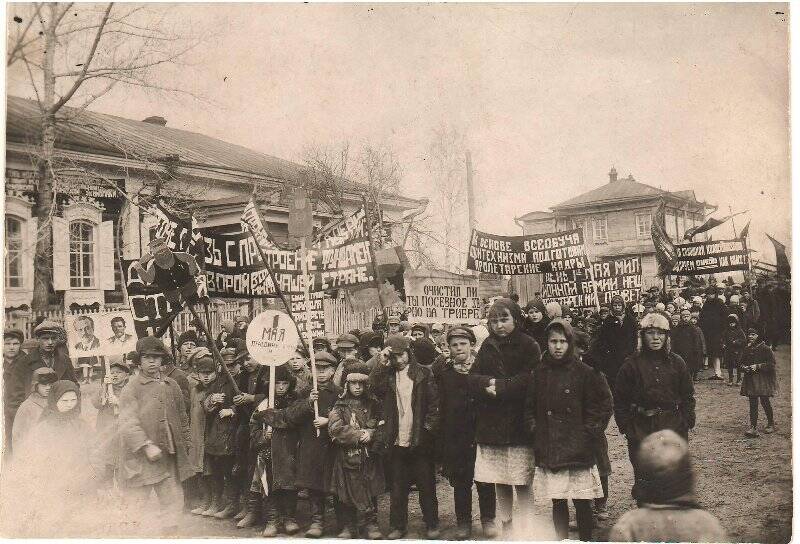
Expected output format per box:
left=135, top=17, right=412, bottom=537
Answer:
left=552, top=175, right=703, bottom=210
left=6, top=95, right=420, bottom=208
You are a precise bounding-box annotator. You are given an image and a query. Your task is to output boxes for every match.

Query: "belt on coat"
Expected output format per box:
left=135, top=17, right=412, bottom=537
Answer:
left=632, top=403, right=680, bottom=417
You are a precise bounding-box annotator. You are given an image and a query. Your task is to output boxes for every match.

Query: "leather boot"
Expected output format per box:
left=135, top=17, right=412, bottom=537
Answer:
left=237, top=492, right=262, bottom=528
left=262, top=496, right=280, bottom=537
left=283, top=493, right=300, bottom=535
left=305, top=497, right=325, bottom=538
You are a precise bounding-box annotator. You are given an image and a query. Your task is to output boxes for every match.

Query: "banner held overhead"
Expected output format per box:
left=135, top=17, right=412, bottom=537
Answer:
left=466, top=228, right=588, bottom=275
left=403, top=269, right=482, bottom=324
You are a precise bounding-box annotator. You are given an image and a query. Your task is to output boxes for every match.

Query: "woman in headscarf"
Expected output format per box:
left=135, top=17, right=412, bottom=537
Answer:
left=5, top=380, right=102, bottom=536
left=523, top=299, right=549, bottom=353
left=467, top=298, right=541, bottom=537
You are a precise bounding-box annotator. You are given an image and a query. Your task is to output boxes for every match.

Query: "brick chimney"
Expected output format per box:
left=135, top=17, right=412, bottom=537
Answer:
left=142, top=116, right=167, bottom=126
left=608, top=166, right=618, bottom=183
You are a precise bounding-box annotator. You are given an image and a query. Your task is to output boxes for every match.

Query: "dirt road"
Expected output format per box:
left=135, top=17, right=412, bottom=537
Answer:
left=9, top=345, right=792, bottom=541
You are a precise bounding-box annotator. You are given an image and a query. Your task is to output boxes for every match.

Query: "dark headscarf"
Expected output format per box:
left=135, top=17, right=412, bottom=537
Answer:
left=543, top=318, right=576, bottom=361
left=40, top=380, right=81, bottom=423
left=487, top=298, right=526, bottom=339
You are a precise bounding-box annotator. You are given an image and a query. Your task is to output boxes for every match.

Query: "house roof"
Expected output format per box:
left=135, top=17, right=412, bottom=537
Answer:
left=6, top=95, right=420, bottom=209
left=516, top=210, right=555, bottom=222
left=552, top=175, right=705, bottom=211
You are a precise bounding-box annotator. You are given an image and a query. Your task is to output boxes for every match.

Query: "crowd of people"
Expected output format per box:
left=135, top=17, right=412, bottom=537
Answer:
left=0, top=277, right=788, bottom=540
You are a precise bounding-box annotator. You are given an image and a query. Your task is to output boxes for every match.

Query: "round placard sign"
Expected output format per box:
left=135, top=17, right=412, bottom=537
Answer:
left=245, top=310, right=300, bottom=366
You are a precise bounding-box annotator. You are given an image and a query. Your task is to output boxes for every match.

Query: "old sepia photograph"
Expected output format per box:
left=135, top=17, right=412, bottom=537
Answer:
left=0, top=2, right=791, bottom=542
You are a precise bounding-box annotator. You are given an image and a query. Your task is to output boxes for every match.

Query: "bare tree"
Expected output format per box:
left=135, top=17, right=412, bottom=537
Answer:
left=7, top=3, right=204, bottom=309
left=422, top=123, right=469, bottom=272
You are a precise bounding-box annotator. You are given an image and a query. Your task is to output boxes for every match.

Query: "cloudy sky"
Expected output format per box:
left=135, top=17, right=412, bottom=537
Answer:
left=7, top=3, right=790, bottom=266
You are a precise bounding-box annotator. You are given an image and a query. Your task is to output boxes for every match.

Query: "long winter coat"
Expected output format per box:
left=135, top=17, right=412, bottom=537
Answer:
left=699, top=298, right=728, bottom=358
left=11, top=391, right=48, bottom=448
left=203, top=374, right=239, bottom=457
left=722, top=322, right=746, bottom=370
left=118, top=373, right=193, bottom=486
left=524, top=353, right=613, bottom=470
left=671, top=322, right=705, bottom=375
left=250, top=390, right=299, bottom=491
left=161, top=364, right=191, bottom=411
left=614, top=349, right=695, bottom=443
left=369, top=356, right=439, bottom=454
left=262, top=380, right=341, bottom=493
left=594, top=313, right=638, bottom=388
left=467, top=329, right=540, bottom=446
left=188, top=381, right=210, bottom=474
left=328, top=395, right=385, bottom=510
left=523, top=317, right=550, bottom=354
left=739, top=340, right=777, bottom=397
left=432, top=356, right=481, bottom=481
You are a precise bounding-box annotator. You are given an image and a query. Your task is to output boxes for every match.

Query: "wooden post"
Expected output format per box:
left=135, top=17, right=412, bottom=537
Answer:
left=300, top=237, right=321, bottom=435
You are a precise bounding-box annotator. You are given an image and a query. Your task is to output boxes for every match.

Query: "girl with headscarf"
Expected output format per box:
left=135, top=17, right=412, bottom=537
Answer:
left=524, top=319, right=613, bottom=541
left=523, top=299, right=549, bottom=353
left=467, top=298, right=541, bottom=537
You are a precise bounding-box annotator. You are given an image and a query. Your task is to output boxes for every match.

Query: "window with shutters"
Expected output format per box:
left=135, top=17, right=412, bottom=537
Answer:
left=70, top=221, right=95, bottom=288
left=592, top=216, right=608, bottom=244
left=5, top=216, right=23, bottom=288
left=635, top=213, right=652, bottom=239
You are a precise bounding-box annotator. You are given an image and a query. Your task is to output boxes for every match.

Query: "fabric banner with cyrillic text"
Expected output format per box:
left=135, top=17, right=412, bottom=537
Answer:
left=542, top=255, right=643, bottom=309
left=403, top=269, right=483, bottom=324
left=466, top=228, right=588, bottom=275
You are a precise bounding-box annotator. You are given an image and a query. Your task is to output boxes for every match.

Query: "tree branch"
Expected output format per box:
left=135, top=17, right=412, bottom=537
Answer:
left=49, top=2, right=113, bottom=114
left=6, top=3, right=43, bottom=67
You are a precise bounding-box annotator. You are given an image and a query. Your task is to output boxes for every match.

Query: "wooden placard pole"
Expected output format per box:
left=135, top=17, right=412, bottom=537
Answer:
left=301, top=237, right=321, bottom=436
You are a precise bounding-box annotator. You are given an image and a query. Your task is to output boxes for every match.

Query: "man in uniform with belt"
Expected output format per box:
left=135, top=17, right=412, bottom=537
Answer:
left=614, top=312, right=696, bottom=502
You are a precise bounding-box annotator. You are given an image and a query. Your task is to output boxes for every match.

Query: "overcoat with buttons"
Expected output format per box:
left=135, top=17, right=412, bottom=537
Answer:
left=118, top=373, right=194, bottom=486
left=524, top=353, right=613, bottom=470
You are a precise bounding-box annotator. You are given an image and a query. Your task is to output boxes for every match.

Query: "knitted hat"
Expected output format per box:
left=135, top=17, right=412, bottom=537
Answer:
left=525, top=299, right=547, bottom=314
left=177, top=330, right=198, bottom=347
left=3, top=329, right=24, bottom=343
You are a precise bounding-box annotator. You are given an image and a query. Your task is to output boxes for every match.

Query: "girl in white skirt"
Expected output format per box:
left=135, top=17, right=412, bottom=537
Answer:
left=524, top=319, right=613, bottom=541
left=468, top=298, right=541, bottom=536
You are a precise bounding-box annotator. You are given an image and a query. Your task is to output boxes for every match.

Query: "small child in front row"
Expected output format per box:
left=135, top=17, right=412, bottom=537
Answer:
left=250, top=364, right=300, bottom=537
left=328, top=362, right=385, bottom=540
left=524, top=319, right=613, bottom=541
left=740, top=326, right=778, bottom=438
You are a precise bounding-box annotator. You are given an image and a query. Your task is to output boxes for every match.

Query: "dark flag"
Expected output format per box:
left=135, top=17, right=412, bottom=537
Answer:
left=739, top=220, right=750, bottom=240
left=683, top=211, right=746, bottom=240
left=766, top=234, right=791, bottom=278
left=651, top=200, right=677, bottom=276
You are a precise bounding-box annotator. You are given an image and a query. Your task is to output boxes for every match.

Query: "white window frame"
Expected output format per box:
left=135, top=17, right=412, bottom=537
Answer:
left=69, top=220, right=96, bottom=289
left=592, top=216, right=608, bottom=244
left=5, top=215, right=24, bottom=289
left=635, top=212, right=652, bottom=239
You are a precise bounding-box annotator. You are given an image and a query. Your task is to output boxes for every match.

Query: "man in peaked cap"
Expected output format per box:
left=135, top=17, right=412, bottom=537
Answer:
left=10, top=321, right=78, bottom=430
left=614, top=312, right=695, bottom=502
left=333, top=333, right=360, bottom=387
left=119, top=336, right=193, bottom=535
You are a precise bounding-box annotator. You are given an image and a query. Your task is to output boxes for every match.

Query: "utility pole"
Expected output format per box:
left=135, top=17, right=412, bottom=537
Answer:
left=466, top=151, right=476, bottom=234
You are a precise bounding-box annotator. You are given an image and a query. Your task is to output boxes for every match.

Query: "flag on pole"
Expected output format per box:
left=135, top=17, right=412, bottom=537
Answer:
left=683, top=210, right=747, bottom=241
left=240, top=196, right=281, bottom=251
left=766, top=234, right=791, bottom=277
left=738, top=220, right=750, bottom=240
left=651, top=200, right=677, bottom=276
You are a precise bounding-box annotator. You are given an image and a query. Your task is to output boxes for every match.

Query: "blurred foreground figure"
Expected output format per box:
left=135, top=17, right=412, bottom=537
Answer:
left=609, top=430, right=726, bottom=542
left=4, top=380, right=101, bottom=536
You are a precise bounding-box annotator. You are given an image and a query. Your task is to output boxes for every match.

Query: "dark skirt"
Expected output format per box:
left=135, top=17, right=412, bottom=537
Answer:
left=740, top=371, right=777, bottom=397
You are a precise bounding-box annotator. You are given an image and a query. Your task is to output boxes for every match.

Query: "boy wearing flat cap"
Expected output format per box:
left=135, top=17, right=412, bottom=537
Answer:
left=333, top=333, right=362, bottom=387
left=432, top=327, right=496, bottom=540
left=369, top=335, right=440, bottom=540
left=119, top=337, right=193, bottom=535
left=261, top=350, right=343, bottom=538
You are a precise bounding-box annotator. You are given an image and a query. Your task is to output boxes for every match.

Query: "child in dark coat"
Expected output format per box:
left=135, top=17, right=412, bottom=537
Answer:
left=740, top=327, right=778, bottom=437
left=328, top=361, right=385, bottom=539
left=250, top=364, right=300, bottom=536
left=722, top=314, right=746, bottom=387
left=262, top=351, right=343, bottom=538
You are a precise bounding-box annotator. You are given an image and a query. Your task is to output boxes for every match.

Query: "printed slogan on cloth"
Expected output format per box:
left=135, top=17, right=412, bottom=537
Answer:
left=466, top=228, right=588, bottom=275
left=403, top=269, right=482, bottom=324
left=542, top=256, right=643, bottom=309
left=671, top=239, right=749, bottom=275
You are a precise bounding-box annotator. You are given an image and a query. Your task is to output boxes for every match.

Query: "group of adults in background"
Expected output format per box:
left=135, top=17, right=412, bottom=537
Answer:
left=0, top=276, right=786, bottom=541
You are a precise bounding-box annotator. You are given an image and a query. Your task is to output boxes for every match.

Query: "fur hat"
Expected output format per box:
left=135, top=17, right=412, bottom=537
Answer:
left=177, top=330, right=198, bottom=347
left=342, top=361, right=371, bottom=383
left=641, top=312, right=671, bottom=332
left=636, top=429, right=695, bottom=504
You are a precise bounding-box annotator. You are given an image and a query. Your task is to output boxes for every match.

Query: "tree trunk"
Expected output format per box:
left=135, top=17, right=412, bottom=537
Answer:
left=31, top=5, right=58, bottom=311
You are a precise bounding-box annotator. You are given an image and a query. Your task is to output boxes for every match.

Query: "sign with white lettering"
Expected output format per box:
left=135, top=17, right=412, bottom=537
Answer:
left=404, top=269, right=483, bottom=324
left=466, top=228, right=588, bottom=275
left=542, top=256, right=643, bottom=309
left=672, top=239, right=749, bottom=275
left=245, top=310, right=300, bottom=366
